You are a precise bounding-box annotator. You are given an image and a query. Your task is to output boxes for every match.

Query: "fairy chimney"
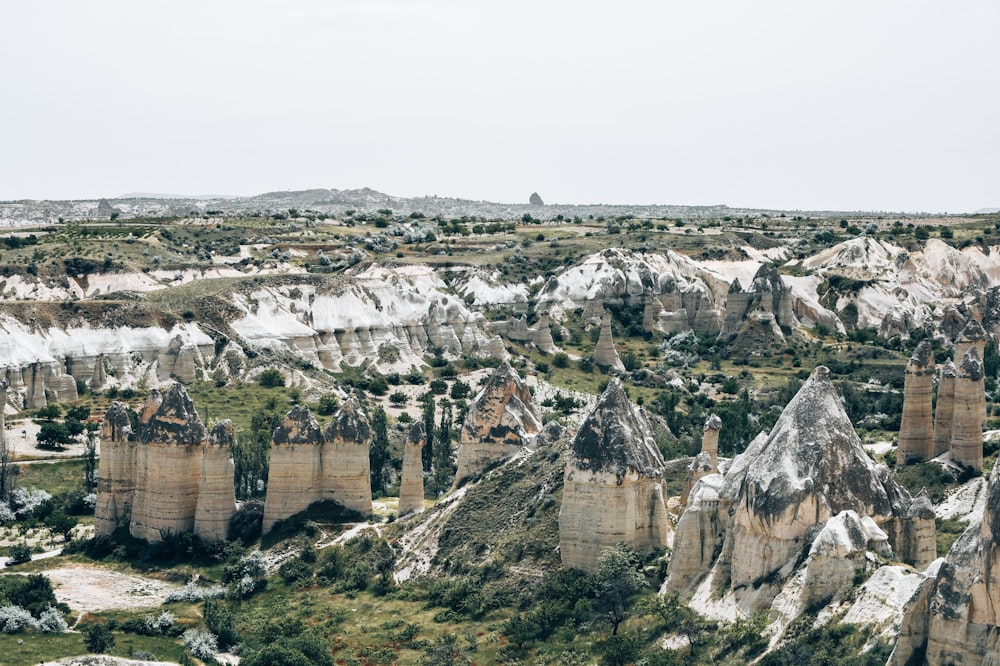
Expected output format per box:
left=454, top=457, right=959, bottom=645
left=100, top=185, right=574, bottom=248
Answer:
left=319, top=397, right=373, bottom=515
left=932, top=360, right=957, bottom=459
left=898, top=340, right=936, bottom=464
left=193, top=420, right=237, bottom=542
left=702, top=413, right=722, bottom=472
left=594, top=310, right=626, bottom=374
left=951, top=346, right=986, bottom=470
left=398, top=421, right=426, bottom=516
left=262, top=406, right=324, bottom=532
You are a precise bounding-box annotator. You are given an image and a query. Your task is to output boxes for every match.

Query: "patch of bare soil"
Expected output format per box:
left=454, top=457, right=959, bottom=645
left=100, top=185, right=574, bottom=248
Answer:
left=39, top=564, right=180, bottom=612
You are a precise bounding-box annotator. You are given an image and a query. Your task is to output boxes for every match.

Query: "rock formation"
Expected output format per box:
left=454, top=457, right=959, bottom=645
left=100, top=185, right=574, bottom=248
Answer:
left=951, top=346, right=986, bottom=470
left=593, top=311, right=626, bottom=374
left=452, top=362, right=542, bottom=487
left=398, top=421, right=426, bottom=516
left=90, top=354, right=107, bottom=391
left=719, top=265, right=795, bottom=344
left=194, top=420, right=238, bottom=542
left=262, top=406, right=324, bottom=532
left=94, top=401, right=136, bottom=536
left=130, top=386, right=208, bottom=542
left=559, top=378, right=670, bottom=572
left=954, top=318, right=988, bottom=367
left=94, top=384, right=236, bottom=543
left=319, top=397, right=373, bottom=514
left=702, top=413, right=721, bottom=472
left=529, top=192, right=544, bottom=206
left=262, top=400, right=374, bottom=532
left=531, top=314, right=559, bottom=354
left=665, top=367, right=927, bottom=613
left=898, top=340, right=935, bottom=464
left=932, top=359, right=957, bottom=458
left=891, top=463, right=1000, bottom=664
left=680, top=451, right=713, bottom=506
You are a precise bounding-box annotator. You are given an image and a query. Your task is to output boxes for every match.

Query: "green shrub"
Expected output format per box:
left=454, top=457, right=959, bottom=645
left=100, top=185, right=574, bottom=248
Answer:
left=258, top=369, right=285, bottom=388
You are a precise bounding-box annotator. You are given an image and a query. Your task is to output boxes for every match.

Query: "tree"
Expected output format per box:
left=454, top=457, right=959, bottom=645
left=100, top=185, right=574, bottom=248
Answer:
left=431, top=399, right=454, bottom=493
left=84, top=426, right=98, bottom=493
left=595, top=544, right=646, bottom=636
left=36, top=422, right=75, bottom=449
left=421, top=633, right=470, bottom=666
left=369, top=406, right=390, bottom=494
left=258, top=368, right=285, bottom=388
left=317, top=393, right=339, bottom=415
left=389, top=391, right=408, bottom=406
left=421, top=393, right=436, bottom=473
left=45, top=510, right=78, bottom=541
left=35, top=404, right=61, bottom=420
left=82, top=622, right=115, bottom=653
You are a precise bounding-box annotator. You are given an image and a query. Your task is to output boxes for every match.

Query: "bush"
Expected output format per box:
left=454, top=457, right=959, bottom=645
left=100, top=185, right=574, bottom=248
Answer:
left=0, top=606, right=37, bottom=633
left=317, top=393, right=339, bottom=415
left=204, top=599, right=239, bottom=648
left=36, top=605, right=68, bottom=633
left=7, top=542, right=32, bottom=565
left=82, top=622, right=116, bottom=653
left=258, top=369, right=285, bottom=388
left=165, top=581, right=225, bottom=604
left=183, top=628, right=219, bottom=659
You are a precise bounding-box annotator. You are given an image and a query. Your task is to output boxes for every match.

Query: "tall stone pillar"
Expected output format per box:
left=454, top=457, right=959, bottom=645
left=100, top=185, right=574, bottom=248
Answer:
left=951, top=347, right=986, bottom=470
left=398, top=422, right=426, bottom=516
left=94, top=401, right=136, bottom=536
left=594, top=310, right=626, bottom=374
left=932, top=360, right=957, bottom=459
left=702, top=413, right=722, bottom=472
left=194, top=420, right=237, bottom=542
left=898, top=340, right=936, bottom=464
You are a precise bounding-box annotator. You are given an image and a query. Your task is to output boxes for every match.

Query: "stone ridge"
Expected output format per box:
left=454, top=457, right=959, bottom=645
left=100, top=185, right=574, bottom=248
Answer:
left=136, top=384, right=207, bottom=446
left=569, top=378, right=665, bottom=480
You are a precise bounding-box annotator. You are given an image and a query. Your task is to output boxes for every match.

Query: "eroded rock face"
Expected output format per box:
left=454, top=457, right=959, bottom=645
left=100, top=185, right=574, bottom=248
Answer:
left=594, top=311, right=626, bottom=374
left=452, top=362, right=542, bottom=487
left=194, top=420, right=237, bottom=542
left=899, top=340, right=935, bottom=464
left=559, top=378, right=669, bottom=572
left=399, top=421, right=426, bottom=516
left=666, top=367, right=924, bottom=613
left=891, top=464, right=1000, bottom=664
left=263, top=400, right=374, bottom=531
left=94, top=401, right=136, bottom=536
left=130, top=386, right=209, bottom=542
left=320, top=397, right=373, bottom=515
left=681, top=452, right=713, bottom=506
left=263, top=406, right=325, bottom=532
left=933, top=360, right=957, bottom=458
left=952, top=346, right=986, bottom=470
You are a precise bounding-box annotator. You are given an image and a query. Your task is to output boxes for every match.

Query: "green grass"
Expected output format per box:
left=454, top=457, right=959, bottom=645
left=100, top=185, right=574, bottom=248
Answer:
left=15, top=459, right=87, bottom=496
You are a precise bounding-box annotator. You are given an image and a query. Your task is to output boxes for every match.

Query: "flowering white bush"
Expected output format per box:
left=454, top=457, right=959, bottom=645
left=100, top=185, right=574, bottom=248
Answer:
left=0, top=606, right=37, bottom=634
left=164, top=581, right=225, bottom=603
left=36, top=606, right=68, bottom=633
left=145, top=611, right=175, bottom=634
left=182, top=628, right=218, bottom=659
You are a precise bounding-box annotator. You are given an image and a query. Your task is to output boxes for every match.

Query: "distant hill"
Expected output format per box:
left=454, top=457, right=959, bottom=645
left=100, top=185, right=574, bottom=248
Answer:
left=975, top=207, right=1000, bottom=214
left=117, top=192, right=239, bottom=200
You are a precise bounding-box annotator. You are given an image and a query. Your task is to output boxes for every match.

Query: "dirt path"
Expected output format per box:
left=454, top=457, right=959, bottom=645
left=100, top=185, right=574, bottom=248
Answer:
left=36, top=564, right=180, bottom=613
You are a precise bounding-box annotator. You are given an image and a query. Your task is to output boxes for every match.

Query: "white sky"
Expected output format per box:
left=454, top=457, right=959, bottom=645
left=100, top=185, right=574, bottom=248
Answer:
left=1, top=1, right=997, bottom=212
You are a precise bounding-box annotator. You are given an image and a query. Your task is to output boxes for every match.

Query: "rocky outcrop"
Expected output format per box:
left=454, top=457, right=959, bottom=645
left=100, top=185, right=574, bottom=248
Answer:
left=889, top=489, right=937, bottom=570
left=398, top=421, right=426, bottom=516
left=898, top=340, right=935, bottom=464
left=529, top=192, right=544, bottom=206
left=932, top=360, right=957, bottom=458
left=666, top=367, right=923, bottom=613
left=951, top=346, right=986, bottom=470
left=593, top=311, right=625, bottom=374
left=453, top=362, right=542, bottom=487
left=681, top=451, right=713, bottom=506
left=319, top=397, right=373, bottom=515
left=90, top=354, right=107, bottom=391
left=94, top=384, right=236, bottom=543
left=531, top=315, right=559, bottom=354
left=702, top=413, right=721, bottom=472
left=891, top=464, right=1000, bottom=664
left=129, top=386, right=209, bottom=542
left=263, top=400, right=374, bottom=531
left=193, top=420, right=238, bottom=542
left=262, top=406, right=324, bottom=532
left=801, top=510, right=888, bottom=610
left=559, top=378, right=670, bottom=572
left=719, top=264, right=795, bottom=343
left=94, top=402, right=136, bottom=536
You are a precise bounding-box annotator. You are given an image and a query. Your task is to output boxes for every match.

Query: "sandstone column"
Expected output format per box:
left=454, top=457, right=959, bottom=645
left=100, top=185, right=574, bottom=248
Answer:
left=681, top=452, right=713, bottom=506
left=594, top=310, right=626, bottom=374
left=319, top=397, right=373, bottom=515
left=702, top=413, right=722, bottom=472
left=398, top=421, right=426, bottom=516
left=898, top=340, right=935, bottom=464
left=129, top=385, right=206, bottom=542
left=951, top=346, right=986, bottom=470
left=194, top=420, right=237, bottom=542
left=90, top=354, right=107, bottom=391
left=531, top=315, right=558, bottom=354
left=932, top=360, right=957, bottom=458
left=94, top=401, right=136, bottom=536
left=262, top=405, right=324, bottom=532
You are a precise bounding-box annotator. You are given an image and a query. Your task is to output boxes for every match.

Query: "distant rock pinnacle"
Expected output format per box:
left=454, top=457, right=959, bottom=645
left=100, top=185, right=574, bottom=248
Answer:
left=529, top=192, right=544, bottom=206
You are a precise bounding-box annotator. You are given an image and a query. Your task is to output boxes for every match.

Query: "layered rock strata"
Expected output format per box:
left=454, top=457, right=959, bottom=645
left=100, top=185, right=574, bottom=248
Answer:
left=891, top=464, right=1000, bottom=664
left=951, top=346, right=986, bottom=470
left=898, top=340, right=935, bottom=464
left=262, top=400, right=374, bottom=531
left=559, top=378, right=670, bottom=572
left=398, top=421, right=426, bottom=516
left=593, top=311, right=625, bottom=374
left=452, top=362, right=542, bottom=487
left=193, top=420, right=238, bottom=542
left=94, top=401, right=136, bottom=536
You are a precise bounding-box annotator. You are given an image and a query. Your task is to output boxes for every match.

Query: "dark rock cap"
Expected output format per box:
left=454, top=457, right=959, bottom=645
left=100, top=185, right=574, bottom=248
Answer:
left=103, top=401, right=134, bottom=443
left=569, top=378, right=665, bottom=480
left=209, top=419, right=235, bottom=447
left=958, top=318, right=988, bottom=343
left=961, top=347, right=984, bottom=381
left=322, top=397, right=371, bottom=445
left=406, top=420, right=426, bottom=446
left=137, top=383, right=206, bottom=446
left=909, top=339, right=935, bottom=368
left=273, top=405, right=323, bottom=445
